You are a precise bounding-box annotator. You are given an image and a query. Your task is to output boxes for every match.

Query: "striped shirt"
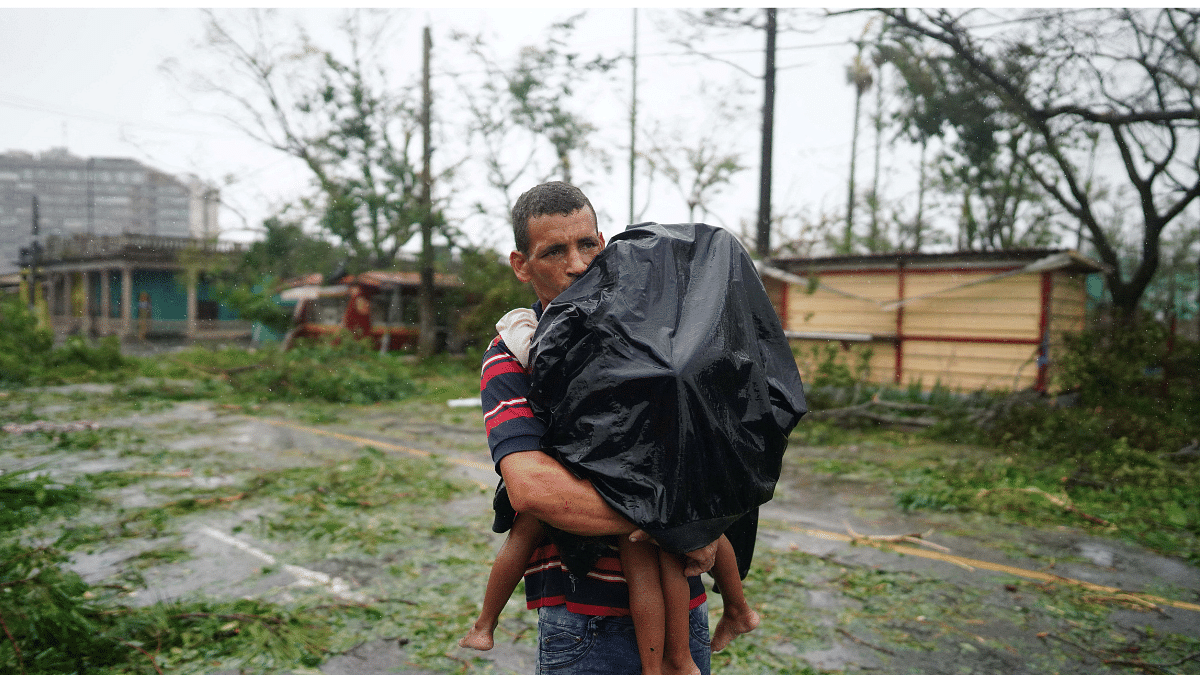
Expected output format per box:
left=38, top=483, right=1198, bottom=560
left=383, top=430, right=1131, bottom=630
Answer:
left=480, top=322, right=706, bottom=615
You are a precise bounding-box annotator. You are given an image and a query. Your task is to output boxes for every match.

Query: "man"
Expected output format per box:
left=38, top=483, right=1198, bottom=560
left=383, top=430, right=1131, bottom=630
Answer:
left=481, top=181, right=717, bottom=674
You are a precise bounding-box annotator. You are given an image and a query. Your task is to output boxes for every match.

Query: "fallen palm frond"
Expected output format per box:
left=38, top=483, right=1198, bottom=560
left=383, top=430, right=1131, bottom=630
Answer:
left=1, top=540, right=339, bottom=675
left=974, top=486, right=1112, bottom=527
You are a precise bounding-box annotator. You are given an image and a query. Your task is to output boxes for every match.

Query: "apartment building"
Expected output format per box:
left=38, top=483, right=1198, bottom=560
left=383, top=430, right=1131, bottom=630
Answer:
left=0, top=147, right=219, bottom=274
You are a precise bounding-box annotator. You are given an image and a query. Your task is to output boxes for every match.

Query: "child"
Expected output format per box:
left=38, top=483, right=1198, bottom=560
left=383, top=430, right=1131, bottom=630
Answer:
left=459, top=511, right=760, bottom=664
left=460, top=308, right=760, bottom=668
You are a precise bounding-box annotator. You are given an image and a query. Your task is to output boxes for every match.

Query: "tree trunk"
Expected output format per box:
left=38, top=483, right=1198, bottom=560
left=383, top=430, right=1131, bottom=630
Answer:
left=913, top=138, right=927, bottom=251
left=845, top=85, right=863, bottom=253
left=869, top=56, right=884, bottom=252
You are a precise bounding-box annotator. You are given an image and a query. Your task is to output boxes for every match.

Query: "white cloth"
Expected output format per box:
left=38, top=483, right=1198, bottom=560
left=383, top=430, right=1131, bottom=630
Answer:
left=496, top=308, right=538, bottom=368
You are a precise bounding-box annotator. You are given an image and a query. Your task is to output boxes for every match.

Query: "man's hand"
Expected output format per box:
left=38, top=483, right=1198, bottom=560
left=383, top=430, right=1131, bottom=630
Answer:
left=499, top=451, right=636, bottom=537
left=629, top=530, right=718, bottom=576
left=682, top=540, right=718, bottom=576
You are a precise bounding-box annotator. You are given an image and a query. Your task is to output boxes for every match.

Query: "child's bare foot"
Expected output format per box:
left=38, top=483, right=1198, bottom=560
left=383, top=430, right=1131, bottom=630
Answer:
left=711, top=606, right=760, bottom=652
left=458, top=622, right=496, bottom=651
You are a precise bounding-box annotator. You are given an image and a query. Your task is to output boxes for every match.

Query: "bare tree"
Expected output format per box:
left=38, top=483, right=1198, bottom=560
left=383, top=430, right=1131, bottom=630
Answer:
left=641, top=81, right=750, bottom=225
left=879, top=8, right=1200, bottom=322
left=449, top=16, right=618, bottom=234
left=843, top=38, right=873, bottom=253
left=670, top=8, right=822, bottom=257
left=165, top=9, right=429, bottom=269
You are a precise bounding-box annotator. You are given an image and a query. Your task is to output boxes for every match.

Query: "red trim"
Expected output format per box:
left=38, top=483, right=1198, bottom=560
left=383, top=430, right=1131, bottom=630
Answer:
left=779, top=278, right=789, bottom=328
left=526, top=596, right=630, bottom=617
left=565, top=601, right=632, bottom=617
left=895, top=263, right=905, bottom=384
left=1036, top=271, right=1052, bottom=392
left=799, top=265, right=1025, bottom=277
left=902, top=335, right=1041, bottom=346
left=527, top=594, right=708, bottom=617
left=484, top=404, right=535, bottom=433
left=481, top=358, right=525, bottom=389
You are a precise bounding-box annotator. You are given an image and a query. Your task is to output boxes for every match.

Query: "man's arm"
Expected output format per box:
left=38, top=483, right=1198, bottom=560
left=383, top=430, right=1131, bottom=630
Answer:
left=500, top=451, right=719, bottom=576
left=499, top=451, right=636, bottom=537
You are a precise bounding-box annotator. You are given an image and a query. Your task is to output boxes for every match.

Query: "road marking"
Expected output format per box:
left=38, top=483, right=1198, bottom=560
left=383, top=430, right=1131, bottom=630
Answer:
left=780, top=523, right=1200, bottom=613
left=253, top=417, right=495, bottom=483
left=252, top=417, right=1200, bottom=614
left=198, top=526, right=365, bottom=601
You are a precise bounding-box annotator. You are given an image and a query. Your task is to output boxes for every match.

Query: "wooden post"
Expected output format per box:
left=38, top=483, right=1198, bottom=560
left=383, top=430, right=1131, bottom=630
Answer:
left=756, top=8, right=776, bottom=259
left=894, top=260, right=905, bottom=385
left=100, top=269, right=111, bottom=335
left=418, top=24, right=436, bottom=358
left=186, top=269, right=198, bottom=339
left=121, top=267, right=133, bottom=338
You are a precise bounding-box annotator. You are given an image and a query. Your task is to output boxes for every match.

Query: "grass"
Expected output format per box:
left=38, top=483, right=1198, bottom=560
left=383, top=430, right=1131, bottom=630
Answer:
left=3, top=347, right=1200, bottom=673
left=721, top=546, right=1200, bottom=674
left=891, top=437, right=1200, bottom=565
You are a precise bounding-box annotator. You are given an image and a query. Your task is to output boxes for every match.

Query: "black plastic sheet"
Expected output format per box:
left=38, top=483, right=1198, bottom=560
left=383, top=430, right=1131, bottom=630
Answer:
left=528, top=222, right=807, bottom=570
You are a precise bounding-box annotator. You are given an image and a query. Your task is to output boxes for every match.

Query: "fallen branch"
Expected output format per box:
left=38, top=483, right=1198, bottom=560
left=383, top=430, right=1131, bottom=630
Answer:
left=844, top=521, right=952, bottom=552
left=121, top=640, right=164, bottom=675
left=362, top=597, right=418, bottom=606
left=1083, top=593, right=1168, bottom=616
left=805, top=402, right=873, bottom=420
left=975, top=486, right=1112, bottom=527
left=169, top=356, right=267, bottom=378
left=805, top=397, right=948, bottom=429
left=169, top=612, right=284, bottom=625
left=871, top=400, right=939, bottom=412
left=1163, top=440, right=1200, bottom=463
left=2, top=420, right=101, bottom=434
left=0, top=608, right=25, bottom=675
left=120, top=469, right=193, bottom=478
left=1104, top=651, right=1200, bottom=672
left=836, top=627, right=895, bottom=655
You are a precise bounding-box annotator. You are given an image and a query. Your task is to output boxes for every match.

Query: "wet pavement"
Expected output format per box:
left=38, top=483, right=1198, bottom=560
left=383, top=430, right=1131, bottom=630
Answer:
left=5, top=384, right=1199, bottom=674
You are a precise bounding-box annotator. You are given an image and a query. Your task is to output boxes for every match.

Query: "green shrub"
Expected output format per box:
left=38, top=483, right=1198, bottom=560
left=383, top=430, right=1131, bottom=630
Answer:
left=0, top=294, right=53, bottom=385
left=164, top=335, right=422, bottom=404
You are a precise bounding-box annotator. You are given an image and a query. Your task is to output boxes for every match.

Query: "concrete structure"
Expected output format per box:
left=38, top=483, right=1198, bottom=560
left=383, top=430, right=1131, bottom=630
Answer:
left=35, top=232, right=248, bottom=341
left=762, top=249, right=1108, bottom=393
left=0, top=148, right=220, bottom=274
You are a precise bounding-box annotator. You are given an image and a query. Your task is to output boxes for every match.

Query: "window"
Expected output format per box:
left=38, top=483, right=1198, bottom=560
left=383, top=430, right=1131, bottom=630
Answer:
left=310, top=296, right=347, bottom=325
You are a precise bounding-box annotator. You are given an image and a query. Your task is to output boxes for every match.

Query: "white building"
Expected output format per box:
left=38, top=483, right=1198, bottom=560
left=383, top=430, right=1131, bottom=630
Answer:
left=0, top=148, right=220, bottom=274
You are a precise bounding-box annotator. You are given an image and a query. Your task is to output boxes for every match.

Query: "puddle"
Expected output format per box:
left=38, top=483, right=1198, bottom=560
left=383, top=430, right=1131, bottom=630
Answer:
left=1079, top=542, right=1115, bottom=568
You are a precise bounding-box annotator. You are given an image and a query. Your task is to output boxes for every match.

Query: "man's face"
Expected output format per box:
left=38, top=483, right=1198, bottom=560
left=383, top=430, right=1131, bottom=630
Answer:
left=510, top=207, right=605, bottom=308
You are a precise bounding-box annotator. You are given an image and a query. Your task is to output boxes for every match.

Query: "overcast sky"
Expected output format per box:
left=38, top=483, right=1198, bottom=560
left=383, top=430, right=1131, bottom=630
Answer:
left=0, top=6, right=884, bottom=253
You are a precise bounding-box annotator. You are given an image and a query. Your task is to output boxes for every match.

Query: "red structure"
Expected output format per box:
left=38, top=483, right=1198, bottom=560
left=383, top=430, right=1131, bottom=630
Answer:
left=279, top=270, right=462, bottom=352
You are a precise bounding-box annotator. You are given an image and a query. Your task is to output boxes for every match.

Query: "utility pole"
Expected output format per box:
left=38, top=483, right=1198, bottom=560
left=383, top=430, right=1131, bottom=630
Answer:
left=756, top=8, right=777, bottom=259
left=28, top=195, right=40, bottom=310
left=87, top=157, right=95, bottom=234
left=417, top=24, right=437, bottom=358
left=629, top=8, right=638, bottom=226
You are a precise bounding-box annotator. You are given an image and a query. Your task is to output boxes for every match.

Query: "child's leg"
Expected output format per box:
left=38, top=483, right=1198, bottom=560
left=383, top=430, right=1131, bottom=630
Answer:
left=658, top=549, right=700, bottom=675
left=618, top=537, right=667, bottom=675
left=709, top=534, right=760, bottom=653
left=460, top=512, right=544, bottom=650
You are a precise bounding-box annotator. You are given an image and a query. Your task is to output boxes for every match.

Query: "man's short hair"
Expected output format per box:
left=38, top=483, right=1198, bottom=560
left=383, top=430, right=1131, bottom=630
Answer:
left=511, top=181, right=597, bottom=254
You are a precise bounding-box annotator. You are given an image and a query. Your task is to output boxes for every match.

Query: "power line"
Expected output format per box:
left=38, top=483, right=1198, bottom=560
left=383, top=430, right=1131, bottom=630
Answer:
left=0, top=93, right=241, bottom=140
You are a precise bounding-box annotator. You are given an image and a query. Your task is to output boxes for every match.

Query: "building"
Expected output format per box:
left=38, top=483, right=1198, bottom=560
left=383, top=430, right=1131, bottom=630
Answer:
left=762, top=249, right=1108, bottom=393
left=33, top=232, right=249, bottom=341
left=0, top=148, right=220, bottom=274
left=278, top=270, right=465, bottom=352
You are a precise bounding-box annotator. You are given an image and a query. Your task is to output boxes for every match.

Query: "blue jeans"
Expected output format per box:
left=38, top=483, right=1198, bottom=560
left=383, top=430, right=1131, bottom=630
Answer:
left=535, top=602, right=711, bottom=674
